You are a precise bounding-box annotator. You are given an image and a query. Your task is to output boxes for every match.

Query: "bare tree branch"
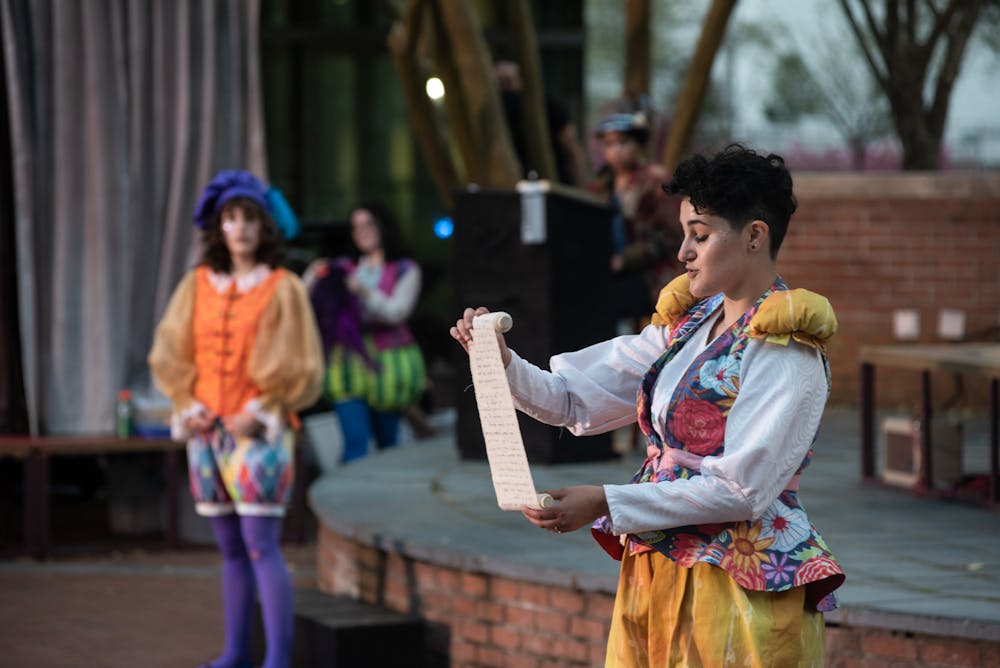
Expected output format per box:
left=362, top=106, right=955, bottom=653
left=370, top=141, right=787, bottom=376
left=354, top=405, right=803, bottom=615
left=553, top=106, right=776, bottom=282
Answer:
left=923, top=0, right=963, bottom=49
left=927, top=2, right=983, bottom=130
left=838, top=0, right=891, bottom=88
left=837, top=0, right=986, bottom=168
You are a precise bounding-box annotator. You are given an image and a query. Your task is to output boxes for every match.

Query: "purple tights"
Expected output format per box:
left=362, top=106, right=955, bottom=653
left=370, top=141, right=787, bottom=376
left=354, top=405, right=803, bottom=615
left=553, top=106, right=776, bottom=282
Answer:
left=204, top=515, right=292, bottom=668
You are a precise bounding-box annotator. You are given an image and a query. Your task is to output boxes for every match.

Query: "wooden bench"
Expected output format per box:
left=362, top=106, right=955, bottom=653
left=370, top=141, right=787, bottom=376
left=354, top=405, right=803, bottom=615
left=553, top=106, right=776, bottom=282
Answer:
left=0, top=433, right=310, bottom=558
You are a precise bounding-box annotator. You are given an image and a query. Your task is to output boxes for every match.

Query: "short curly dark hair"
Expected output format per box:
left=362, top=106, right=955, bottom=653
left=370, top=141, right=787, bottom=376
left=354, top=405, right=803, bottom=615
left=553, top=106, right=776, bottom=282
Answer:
left=663, top=144, right=796, bottom=257
left=199, top=197, right=284, bottom=273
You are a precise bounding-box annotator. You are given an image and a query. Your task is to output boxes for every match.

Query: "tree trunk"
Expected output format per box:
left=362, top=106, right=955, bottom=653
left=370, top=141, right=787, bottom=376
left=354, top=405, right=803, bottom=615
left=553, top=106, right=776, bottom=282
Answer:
left=506, top=0, right=557, bottom=181
left=386, top=10, right=461, bottom=210
left=894, top=105, right=941, bottom=170
left=660, top=0, right=736, bottom=173
left=883, top=45, right=948, bottom=170
left=427, top=4, right=476, bottom=185
left=837, top=0, right=983, bottom=171
left=435, top=0, right=521, bottom=189
left=849, top=136, right=866, bottom=171
left=624, top=0, right=651, bottom=99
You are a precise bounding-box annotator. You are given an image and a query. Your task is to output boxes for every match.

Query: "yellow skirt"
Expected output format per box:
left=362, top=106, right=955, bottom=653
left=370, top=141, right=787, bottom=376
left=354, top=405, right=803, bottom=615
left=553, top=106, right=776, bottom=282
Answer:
left=606, top=550, right=825, bottom=668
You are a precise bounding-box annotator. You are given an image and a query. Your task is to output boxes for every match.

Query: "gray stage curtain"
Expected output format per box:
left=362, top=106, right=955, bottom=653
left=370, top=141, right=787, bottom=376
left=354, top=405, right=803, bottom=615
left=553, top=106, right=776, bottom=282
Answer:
left=1, top=0, right=266, bottom=434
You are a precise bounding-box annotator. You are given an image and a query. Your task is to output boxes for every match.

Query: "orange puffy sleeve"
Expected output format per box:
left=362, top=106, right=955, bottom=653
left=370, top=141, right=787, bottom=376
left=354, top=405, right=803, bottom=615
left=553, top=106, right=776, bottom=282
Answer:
left=248, top=271, right=324, bottom=415
left=148, top=271, right=198, bottom=412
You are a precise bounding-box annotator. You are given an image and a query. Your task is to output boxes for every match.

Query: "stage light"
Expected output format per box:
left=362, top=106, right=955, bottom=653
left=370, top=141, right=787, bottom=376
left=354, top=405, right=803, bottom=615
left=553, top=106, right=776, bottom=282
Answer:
left=433, top=216, right=453, bottom=239
left=425, top=77, right=445, bottom=100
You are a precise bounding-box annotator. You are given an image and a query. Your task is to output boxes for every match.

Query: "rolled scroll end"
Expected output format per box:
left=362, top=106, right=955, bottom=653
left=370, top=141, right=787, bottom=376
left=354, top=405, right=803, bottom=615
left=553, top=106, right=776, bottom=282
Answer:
left=536, top=493, right=554, bottom=509
left=493, top=312, right=513, bottom=333
left=473, top=311, right=513, bottom=333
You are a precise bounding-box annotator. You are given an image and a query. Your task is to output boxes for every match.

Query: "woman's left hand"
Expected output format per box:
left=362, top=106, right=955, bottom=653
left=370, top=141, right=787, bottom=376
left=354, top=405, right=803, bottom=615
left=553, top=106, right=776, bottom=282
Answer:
left=223, top=412, right=264, bottom=438
left=301, top=258, right=329, bottom=289
left=346, top=275, right=368, bottom=297
left=520, top=485, right=609, bottom=534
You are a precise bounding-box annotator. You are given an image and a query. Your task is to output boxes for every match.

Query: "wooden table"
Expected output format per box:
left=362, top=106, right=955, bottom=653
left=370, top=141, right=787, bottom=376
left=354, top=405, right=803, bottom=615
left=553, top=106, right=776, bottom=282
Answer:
left=0, top=434, right=185, bottom=558
left=858, top=343, right=1000, bottom=505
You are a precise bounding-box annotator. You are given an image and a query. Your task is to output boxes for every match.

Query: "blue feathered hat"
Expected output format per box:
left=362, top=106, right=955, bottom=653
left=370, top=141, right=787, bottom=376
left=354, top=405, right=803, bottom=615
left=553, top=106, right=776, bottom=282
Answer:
left=192, top=169, right=300, bottom=240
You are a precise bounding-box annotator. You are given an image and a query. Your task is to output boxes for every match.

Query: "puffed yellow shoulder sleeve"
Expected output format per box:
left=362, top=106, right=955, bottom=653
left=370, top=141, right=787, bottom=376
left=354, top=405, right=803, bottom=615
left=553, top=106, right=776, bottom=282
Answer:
left=650, top=273, right=696, bottom=327
left=748, top=289, right=838, bottom=352
left=148, top=271, right=198, bottom=411
left=249, top=270, right=325, bottom=414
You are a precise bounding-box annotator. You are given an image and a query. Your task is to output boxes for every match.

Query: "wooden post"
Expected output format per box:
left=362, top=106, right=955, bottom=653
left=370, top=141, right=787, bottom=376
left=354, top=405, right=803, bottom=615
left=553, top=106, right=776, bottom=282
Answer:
left=436, top=0, right=521, bottom=189
left=920, top=370, right=934, bottom=492
left=506, top=0, right=557, bottom=181
left=860, top=362, right=875, bottom=481
left=624, top=0, right=651, bottom=99
left=387, top=2, right=462, bottom=210
left=660, top=0, right=736, bottom=172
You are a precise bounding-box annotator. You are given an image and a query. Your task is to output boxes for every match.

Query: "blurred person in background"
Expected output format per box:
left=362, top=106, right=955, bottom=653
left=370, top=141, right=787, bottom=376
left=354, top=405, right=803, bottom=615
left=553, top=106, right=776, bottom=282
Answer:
left=590, top=109, right=683, bottom=335
left=496, top=57, right=589, bottom=188
left=304, top=200, right=427, bottom=463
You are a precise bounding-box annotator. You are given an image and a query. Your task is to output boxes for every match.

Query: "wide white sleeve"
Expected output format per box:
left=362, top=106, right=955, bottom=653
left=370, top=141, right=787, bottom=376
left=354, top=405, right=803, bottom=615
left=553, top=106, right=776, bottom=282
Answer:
left=504, top=324, right=670, bottom=436
left=604, top=338, right=828, bottom=533
left=364, top=264, right=421, bottom=325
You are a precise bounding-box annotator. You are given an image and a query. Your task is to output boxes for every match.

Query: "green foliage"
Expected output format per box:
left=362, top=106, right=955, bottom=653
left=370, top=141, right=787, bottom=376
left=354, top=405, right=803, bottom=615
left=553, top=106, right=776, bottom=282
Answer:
left=764, top=53, right=823, bottom=124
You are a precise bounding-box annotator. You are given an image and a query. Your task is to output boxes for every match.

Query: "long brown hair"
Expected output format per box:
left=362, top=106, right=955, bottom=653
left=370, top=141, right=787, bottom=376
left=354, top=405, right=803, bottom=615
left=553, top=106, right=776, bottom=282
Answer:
left=199, top=198, right=285, bottom=273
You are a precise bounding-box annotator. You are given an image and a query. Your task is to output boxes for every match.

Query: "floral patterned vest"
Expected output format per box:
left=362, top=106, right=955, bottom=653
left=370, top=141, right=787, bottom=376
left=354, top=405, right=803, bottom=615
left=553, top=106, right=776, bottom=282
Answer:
left=592, top=277, right=845, bottom=611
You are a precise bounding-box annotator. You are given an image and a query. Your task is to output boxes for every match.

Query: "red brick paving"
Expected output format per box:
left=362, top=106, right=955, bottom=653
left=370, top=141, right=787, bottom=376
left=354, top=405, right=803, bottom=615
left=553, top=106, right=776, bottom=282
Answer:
left=0, top=543, right=316, bottom=668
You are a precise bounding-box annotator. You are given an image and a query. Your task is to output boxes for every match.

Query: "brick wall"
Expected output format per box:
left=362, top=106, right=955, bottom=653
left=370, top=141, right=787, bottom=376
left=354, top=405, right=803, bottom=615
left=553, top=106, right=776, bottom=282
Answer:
left=317, top=528, right=614, bottom=667
left=316, top=525, right=1000, bottom=668
left=782, top=172, right=1000, bottom=407
left=825, top=625, right=1000, bottom=667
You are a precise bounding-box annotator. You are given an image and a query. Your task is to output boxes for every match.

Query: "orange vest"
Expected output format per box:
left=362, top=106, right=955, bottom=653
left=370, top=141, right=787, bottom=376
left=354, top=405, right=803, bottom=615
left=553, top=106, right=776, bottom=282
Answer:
left=192, top=266, right=283, bottom=417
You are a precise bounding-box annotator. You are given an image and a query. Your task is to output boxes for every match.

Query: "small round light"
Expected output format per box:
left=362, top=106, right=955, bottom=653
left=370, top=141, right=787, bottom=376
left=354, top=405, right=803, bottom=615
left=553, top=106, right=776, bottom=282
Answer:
left=433, top=217, right=453, bottom=239
left=425, top=77, right=445, bottom=100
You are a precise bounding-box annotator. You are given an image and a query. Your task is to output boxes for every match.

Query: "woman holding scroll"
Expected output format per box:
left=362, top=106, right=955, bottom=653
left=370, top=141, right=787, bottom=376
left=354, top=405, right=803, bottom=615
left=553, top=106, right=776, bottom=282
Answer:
left=451, top=144, right=845, bottom=667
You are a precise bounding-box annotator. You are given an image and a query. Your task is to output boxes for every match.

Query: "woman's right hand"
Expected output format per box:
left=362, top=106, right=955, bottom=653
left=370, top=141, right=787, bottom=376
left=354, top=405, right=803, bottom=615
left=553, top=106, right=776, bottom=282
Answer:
left=450, top=307, right=512, bottom=368
left=185, top=409, right=217, bottom=434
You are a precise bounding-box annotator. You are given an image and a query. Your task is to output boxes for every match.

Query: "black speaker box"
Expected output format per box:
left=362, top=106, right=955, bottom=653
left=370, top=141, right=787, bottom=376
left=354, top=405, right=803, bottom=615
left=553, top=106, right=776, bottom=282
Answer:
left=452, top=186, right=617, bottom=463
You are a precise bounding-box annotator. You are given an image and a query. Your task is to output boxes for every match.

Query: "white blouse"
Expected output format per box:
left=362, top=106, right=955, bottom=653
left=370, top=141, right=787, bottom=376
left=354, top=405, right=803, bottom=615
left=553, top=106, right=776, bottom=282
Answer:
left=302, top=258, right=421, bottom=326
left=358, top=261, right=421, bottom=325
left=504, top=312, right=828, bottom=535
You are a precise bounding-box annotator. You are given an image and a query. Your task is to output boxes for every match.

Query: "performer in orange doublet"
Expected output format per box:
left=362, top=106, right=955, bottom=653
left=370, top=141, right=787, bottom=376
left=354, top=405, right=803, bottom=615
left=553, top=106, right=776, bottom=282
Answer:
left=149, top=170, right=323, bottom=668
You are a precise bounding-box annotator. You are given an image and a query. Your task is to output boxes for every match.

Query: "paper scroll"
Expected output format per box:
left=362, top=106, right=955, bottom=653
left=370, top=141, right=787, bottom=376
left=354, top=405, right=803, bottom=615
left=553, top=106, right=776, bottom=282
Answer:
left=470, top=312, right=554, bottom=511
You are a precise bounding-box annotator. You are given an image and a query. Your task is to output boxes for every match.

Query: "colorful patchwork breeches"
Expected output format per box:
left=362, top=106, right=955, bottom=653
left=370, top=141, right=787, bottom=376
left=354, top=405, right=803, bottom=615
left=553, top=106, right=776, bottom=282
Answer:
left=187, top=424, right=293, bottom=517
